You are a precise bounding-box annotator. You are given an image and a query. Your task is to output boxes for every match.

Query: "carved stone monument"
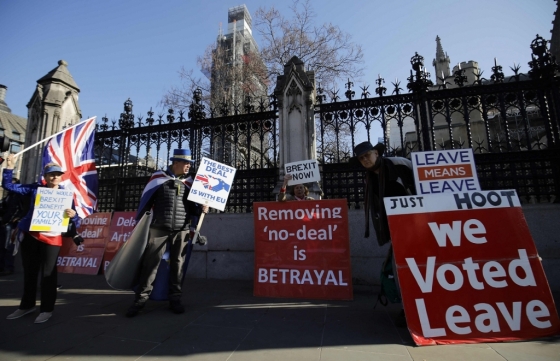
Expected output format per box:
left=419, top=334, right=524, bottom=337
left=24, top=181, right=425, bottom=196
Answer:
left=274, top=56, right=322, bottom=199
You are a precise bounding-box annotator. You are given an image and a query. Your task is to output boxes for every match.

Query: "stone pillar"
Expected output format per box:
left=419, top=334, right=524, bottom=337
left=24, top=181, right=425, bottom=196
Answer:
left=22, top=60, right=81, bottom=183
left=274, top=56, right=322, bottom=199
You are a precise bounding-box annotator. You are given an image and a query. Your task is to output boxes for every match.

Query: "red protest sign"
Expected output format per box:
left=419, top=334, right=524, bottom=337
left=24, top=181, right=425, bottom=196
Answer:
left=253, top=199, right=352, bottom=300
left=57, top=212, right=112, bottom=275
left=101, top=211, right=137, bottom=274
left=385, top=190, right=560, bottom=345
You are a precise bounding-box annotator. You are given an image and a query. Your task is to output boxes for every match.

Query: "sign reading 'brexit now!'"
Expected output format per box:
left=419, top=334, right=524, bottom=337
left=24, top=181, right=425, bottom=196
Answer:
left=384, top=191, right=560, bottom=345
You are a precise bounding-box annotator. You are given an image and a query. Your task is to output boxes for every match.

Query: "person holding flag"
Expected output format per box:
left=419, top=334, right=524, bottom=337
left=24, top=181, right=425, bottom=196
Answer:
left=127, top=148, right=208, bottom=318
left=3, top=154, right=81, bottom=324
left=3, top=116, right=97, bottom=323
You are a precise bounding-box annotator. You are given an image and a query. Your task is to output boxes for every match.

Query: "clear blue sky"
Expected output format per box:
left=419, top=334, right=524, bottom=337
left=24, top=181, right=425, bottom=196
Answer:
left=0, top=0, right=556, bottom=125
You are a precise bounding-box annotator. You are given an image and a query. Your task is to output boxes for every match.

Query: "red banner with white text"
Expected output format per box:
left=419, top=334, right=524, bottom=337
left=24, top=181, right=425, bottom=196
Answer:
left=101, top=211, right=137, bottom=274
left=385, top=190, right=560, bottom=345
left=57, top=212, right=111, bottom=275
left=253, top=199, right=352, bottom=300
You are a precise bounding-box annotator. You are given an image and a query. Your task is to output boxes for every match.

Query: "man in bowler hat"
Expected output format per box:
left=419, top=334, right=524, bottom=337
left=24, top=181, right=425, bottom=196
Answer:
left=352, top=141, right=415, bottom=326
left=127, top=148, right=208, bottom=317
left=352, top=142, right=415, bottom=243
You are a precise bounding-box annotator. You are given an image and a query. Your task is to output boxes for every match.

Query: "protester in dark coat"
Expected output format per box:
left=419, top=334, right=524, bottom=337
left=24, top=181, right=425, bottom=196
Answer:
left=3, top=154, right=81, bottom=324
left=126, top=148, right=208, bottom=317
left=352, top=141, right=416, bottom=327
left=0, top=177, right=25, bottom=276
left=353, top=142, right=415, bottom=245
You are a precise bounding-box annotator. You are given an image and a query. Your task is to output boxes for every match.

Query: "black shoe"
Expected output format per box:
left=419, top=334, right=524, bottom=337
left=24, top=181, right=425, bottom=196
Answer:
left=126, top=301, right=145, bottom=318
left=169, top=300, right=185, bottom=314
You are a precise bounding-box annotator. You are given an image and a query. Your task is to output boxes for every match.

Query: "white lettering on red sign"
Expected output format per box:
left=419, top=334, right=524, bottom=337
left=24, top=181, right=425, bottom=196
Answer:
left=384, top=190, right=559, bottom=344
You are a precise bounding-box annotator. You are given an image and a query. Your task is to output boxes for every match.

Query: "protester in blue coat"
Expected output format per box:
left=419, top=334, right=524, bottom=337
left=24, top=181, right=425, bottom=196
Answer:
left=3, top=154, right=81, bottom=324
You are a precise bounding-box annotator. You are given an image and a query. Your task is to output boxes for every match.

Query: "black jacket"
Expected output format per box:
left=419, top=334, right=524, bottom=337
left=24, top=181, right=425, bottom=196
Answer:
left=364, top=157, right=416, bottom=246
left=138, top=177, right=201, bottom=231
left=0, top=191, right=27, bottom=225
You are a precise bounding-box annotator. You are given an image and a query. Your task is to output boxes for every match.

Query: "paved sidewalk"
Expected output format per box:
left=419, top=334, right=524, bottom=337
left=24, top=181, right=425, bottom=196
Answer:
left=0, top=271, right=559, bottom=361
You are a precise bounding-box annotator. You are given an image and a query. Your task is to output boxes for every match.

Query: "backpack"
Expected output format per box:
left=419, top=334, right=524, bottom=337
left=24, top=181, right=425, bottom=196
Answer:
left=374, top=246, right=401, bottom=308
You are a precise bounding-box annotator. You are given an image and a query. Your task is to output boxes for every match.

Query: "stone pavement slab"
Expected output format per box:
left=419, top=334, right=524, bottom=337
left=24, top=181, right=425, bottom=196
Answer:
left=0, top=271, right=558, bottom=361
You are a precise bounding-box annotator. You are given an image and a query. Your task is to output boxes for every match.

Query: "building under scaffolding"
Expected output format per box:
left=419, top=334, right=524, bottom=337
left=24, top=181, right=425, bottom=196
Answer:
left=207, top=5, right=271, bottom=168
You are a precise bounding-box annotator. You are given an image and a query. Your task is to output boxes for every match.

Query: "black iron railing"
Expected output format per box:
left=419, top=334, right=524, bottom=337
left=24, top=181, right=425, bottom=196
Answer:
left=95, top=35, right=560, bottom=212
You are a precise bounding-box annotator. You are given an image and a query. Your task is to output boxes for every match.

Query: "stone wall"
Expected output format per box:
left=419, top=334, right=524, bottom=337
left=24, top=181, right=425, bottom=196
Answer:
left=186, top=203, right=560, bottom=292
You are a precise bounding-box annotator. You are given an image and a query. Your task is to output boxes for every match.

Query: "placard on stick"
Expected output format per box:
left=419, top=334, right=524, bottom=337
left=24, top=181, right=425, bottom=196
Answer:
left=188, top=157, right=236, bottom=211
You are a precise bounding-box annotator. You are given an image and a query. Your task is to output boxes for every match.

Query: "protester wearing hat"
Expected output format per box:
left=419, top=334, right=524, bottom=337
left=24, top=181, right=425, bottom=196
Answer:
left=352, top=141, right=415, bottom=327
left=2, top=154, right=81, bottom=324
left=352, top=141, right=415, bottom=244
left=128, top=148, right=208, bottom=317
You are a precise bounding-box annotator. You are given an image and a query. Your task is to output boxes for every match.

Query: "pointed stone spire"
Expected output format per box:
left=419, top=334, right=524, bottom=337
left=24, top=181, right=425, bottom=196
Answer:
left=435, top=36, right=445, bottom=61
left=432, top=36, right=451, bottom=85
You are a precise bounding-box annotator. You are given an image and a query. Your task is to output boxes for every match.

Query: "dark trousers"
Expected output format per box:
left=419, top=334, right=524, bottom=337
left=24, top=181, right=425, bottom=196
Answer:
left=20, top=234, right=60, bottom=312
left=0, top=224, right=15, bottom=272
left=136, top=227, right=187, bottom=302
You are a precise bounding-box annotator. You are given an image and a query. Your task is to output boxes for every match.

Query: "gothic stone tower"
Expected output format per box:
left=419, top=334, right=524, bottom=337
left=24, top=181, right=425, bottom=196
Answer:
left=22, top=60, right=81, bottom=183
left=432, top=35, right=451, bottom=84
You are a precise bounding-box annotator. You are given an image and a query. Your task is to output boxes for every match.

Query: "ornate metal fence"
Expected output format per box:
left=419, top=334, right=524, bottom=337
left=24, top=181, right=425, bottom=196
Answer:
left=94, top=35, right=560, bottom=212
left=94, top=95, right=279, bottom=213
left=317, top=35, right=560, bottom=206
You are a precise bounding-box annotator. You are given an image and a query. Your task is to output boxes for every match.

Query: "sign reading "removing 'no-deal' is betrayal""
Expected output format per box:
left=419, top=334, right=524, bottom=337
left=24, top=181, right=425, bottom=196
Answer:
left=253, top=199, right=352, bottom=300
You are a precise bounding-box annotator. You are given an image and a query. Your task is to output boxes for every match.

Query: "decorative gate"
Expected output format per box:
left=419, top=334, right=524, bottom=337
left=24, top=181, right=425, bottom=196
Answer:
left=94, top=35, right=560, bottom=212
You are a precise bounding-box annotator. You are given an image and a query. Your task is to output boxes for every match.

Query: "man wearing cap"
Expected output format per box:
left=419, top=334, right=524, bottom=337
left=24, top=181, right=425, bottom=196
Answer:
left=2, top=154, right=81, bottom=324
left=352, top=141, right=415, bottom=326
left=127, top=148, right=208, bottom=317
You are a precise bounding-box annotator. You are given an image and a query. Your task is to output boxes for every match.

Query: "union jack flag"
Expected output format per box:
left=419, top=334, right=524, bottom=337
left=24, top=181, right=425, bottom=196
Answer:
left=195, top=174, right=211, bottom=189
left=194, top=174, right=230, bottom=192
left=42, top=117, right=98, bottom=218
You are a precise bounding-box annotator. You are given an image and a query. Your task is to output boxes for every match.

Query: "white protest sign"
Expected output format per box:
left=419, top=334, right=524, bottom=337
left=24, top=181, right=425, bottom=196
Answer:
left=284, top=159, right=320, bottom=186
left=30, top=188, right=73, bottom=232
left=188, top=157, right=237, bottom=212
left=411, top=149, right=480, bottom=195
